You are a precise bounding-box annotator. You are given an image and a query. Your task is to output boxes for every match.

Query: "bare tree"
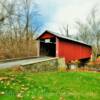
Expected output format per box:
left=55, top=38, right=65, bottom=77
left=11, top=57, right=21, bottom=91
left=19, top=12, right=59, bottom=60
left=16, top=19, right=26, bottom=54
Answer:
left=76, top=7, right=100, bottom=60
left=0, top=0, right=42, bottom=59
left=75, top=21, right=92, bottom=44
left=59, top=24, right=70, bottom=37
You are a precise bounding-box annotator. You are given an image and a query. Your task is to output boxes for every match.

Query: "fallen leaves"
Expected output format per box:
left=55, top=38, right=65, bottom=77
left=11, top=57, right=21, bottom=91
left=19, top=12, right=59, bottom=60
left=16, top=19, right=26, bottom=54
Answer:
left=38, top=96, right=44, bottom=100
left=0, top=91, right=5, bottom=95
left=0, top=77, right=8, bottom=81
left=32, top=96, right=35, bottom=100
left=21, top=87, right=29, bottom=91
left=59, top=96, right=65, bottom=100
left=16, top=93, right=23, bottom=99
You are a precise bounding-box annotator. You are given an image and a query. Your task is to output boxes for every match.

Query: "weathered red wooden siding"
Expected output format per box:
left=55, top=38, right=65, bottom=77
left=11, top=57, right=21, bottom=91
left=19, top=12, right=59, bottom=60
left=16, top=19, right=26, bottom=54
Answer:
left=39, top=33, right=55, bottom=39
left=38, top=32, right=92, bottom=62
left=58, top=39, right=92, bottom=62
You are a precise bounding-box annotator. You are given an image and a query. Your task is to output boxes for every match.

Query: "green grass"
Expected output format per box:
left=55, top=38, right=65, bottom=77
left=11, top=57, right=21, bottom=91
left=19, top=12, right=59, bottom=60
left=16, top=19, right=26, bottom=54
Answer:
left=0, top=70, right=100, bottom=100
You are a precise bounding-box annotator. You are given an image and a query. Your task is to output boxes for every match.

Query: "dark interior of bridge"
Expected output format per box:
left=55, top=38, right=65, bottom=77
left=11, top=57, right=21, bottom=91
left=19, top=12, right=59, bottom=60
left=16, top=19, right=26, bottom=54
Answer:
left=40, top=38, right=56, bottom=57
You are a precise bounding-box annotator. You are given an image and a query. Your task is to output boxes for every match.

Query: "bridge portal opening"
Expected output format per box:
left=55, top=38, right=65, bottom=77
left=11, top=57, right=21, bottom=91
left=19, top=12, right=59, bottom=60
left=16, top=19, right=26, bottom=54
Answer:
left=40, top=38, right=56, bottom=57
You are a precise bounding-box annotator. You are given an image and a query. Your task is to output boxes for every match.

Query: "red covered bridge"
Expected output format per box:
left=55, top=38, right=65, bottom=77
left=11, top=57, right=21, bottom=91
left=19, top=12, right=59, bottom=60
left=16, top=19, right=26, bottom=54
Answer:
left=36, top=30, right=92, bottom=63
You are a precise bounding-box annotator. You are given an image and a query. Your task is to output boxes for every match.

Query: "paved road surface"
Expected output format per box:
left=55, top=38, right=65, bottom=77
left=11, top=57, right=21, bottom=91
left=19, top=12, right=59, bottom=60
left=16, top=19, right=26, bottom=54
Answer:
left=0, top=57, right=52, bottom=69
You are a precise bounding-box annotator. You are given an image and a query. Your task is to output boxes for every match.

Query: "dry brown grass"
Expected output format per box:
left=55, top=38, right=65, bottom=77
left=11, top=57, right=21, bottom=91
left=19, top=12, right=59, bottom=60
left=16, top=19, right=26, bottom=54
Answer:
left=0, top=39, right=38, bottom=60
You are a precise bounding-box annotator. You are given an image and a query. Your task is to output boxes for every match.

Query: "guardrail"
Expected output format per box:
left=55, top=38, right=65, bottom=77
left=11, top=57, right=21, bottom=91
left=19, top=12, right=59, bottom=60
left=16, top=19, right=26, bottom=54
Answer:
left=21, top=57, right=58, bottom=66
left=0, top=56, right=39, bottom=63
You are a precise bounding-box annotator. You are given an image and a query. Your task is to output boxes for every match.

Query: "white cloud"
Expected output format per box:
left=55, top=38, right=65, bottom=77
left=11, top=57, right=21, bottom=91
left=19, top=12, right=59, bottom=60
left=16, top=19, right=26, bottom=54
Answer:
left=38, top=0, right=100, bottom=34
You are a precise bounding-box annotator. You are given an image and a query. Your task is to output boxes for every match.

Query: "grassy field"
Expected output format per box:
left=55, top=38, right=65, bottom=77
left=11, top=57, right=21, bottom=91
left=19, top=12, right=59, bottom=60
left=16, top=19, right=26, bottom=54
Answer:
left=0, top=70, right=100, bottom=100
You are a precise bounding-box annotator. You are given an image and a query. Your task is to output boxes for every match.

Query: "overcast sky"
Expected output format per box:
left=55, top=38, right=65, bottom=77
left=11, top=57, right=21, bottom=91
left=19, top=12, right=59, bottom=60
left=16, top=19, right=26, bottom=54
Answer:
left=36, top=0, right=100, bottom=35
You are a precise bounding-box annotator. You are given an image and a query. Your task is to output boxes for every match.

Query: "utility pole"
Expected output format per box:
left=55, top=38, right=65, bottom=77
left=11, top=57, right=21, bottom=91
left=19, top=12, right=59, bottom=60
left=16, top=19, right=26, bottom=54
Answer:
left=66, top=24, right=69, bottom=37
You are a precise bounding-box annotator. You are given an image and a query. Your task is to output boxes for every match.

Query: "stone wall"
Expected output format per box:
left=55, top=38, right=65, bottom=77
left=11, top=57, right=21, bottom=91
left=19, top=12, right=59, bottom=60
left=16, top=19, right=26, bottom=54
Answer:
left=22, top=58, right=67, bottom=72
